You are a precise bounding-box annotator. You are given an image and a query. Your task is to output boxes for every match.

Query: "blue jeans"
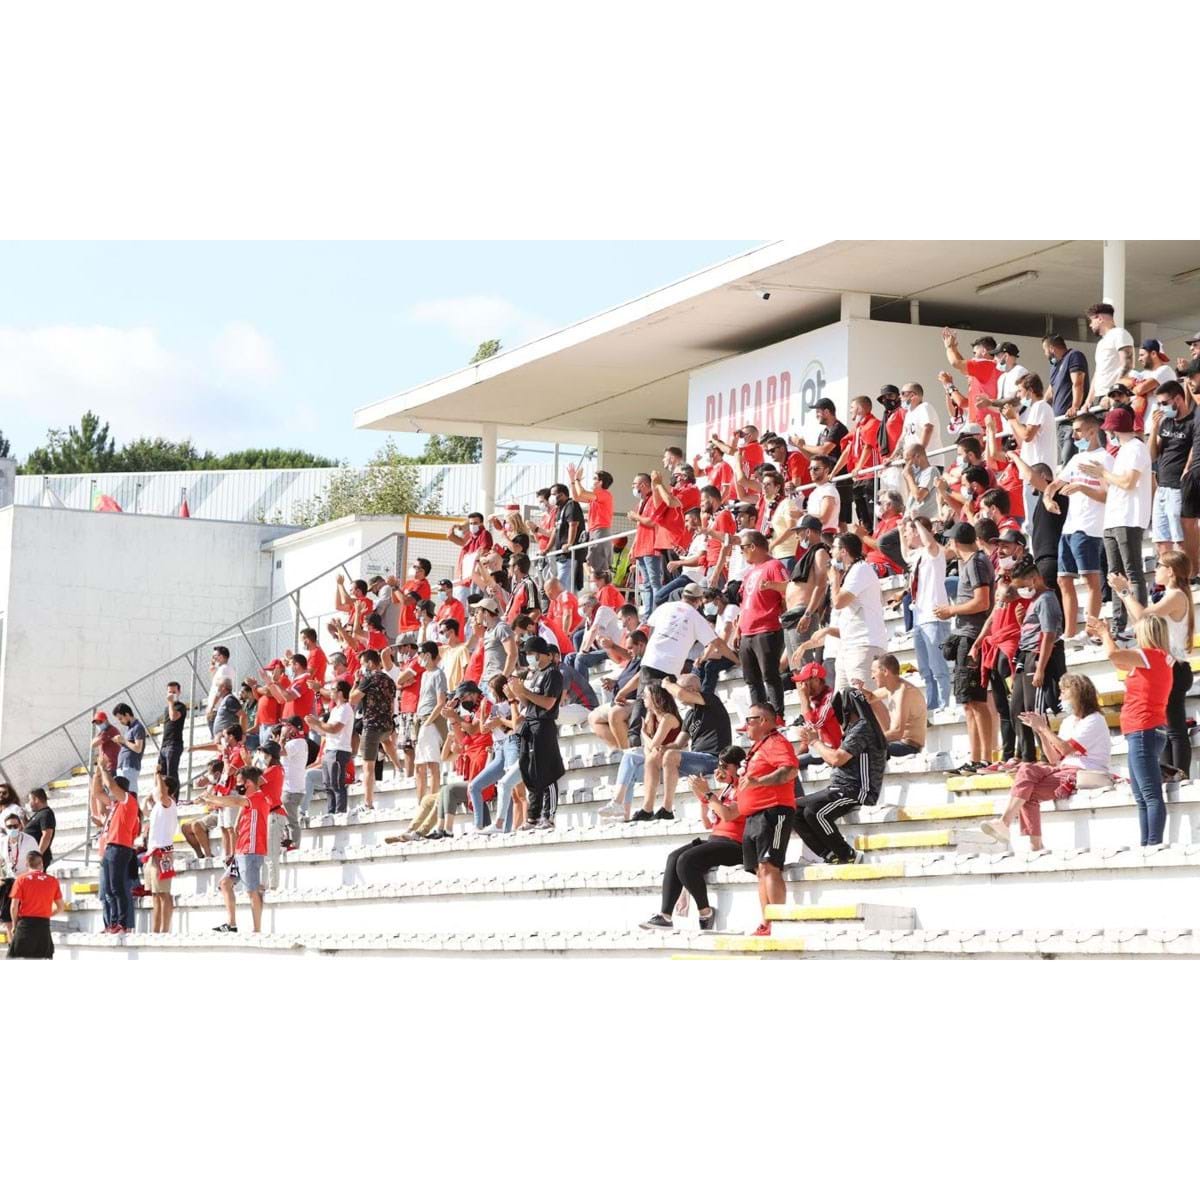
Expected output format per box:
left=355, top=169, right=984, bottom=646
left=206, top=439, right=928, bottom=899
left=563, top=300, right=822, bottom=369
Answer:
left=913, top=620, right=952, bottom=710
left=569, top=649, right=609, bottom=676
left=652, top=572, right=690, bottom=607
left=1127, top=727, right=1167, bottom=845
left=556, top=554, right=576, bottom=592
left=638, top=554, right=664, bottom=616
left=699, top=657, right=731, bottom=692
left=671, top=750, right=719, bottom=777
left=494, top=760, right=524, bottom=832
left=615, top=750, right=646, bottom=798
left=468, top=738, right=520, bottom=829
left=103, top=844, right=135, bottom=929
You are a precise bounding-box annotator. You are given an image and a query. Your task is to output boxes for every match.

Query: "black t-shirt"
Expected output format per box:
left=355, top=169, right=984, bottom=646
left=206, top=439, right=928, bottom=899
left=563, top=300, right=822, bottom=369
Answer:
left=1030, top=494, right=1067, bottom=562
left=1158, top=410, right=1195, bottom=488
left=684, top=689, right=732, bottom=757
left=819, top=421, right=849, bottom=465
left=522, top=665, right=563, bottom=722
left=162, top=702, right=188, bottom=749
left=24, top=807, right=56, bottom=868
left=554, top=500, right=586, bottom=558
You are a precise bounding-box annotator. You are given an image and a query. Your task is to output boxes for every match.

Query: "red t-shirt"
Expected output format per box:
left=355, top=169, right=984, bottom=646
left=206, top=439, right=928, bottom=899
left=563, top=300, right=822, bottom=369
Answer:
left=235, top=790, right=271, bottom=856
left=705, top=785, right=747, bottom=843
left=965, top=358, right=1000, bottom=423
left=366, top=629, right=389, bottom=651
left=655, top=501, right=689, bottom=552
left=738, top=558, right=788, bottom=635
left=866, top=513, right=904, bottom=574
left=261, top=763, right=285, bottom=812
left=549, top=591, right=580, bottom=635
left=306, top=645, right=328, bottom=685
left=1122, top=647, right=1172, bottom=735
left=671, top=482, right=702, bottom=514
left=588, top=487, right=614, bottom=531
left=884, top=407, right=905, bottom=457
left=707, top=460, right=735, bottom=502
left=535, top=509, right=555, bottom=554
left=739, top=442, right=764, bottom=474
left=842, top=416, right=882, bottom=480
left=256, top=679, right=285, bottom=729
left=436, top=598, right=467, bottom=631
left=994, top=463, right=1025, bottom=520
left=11, top=871, right=62, bottom=919
left=596, top=584, right=624, bottom=610
left=456, top=530, right=493, bottom=585
left=399, top=661, right=423, bottom=715
left=283, top=672, right=316, bottom=721
left=705, top=510, right=737, bottom=568
left=541, top=615, right=574, bottom=655
left=799, top=687, right=842, bottom=749
left=736, top=732, right=799, bottom=815
left=106, top=792, right=141, bottom=849
left=633, top=495, right=666, bottom=559
left=464, top=639, right=485, bottom=685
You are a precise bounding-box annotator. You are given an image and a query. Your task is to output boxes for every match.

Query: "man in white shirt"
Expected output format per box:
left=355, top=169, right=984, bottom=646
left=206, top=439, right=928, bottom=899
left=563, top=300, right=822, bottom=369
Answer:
left=279, top=718, right=311, bottom=849
left=1003, top=372, right=1057, bottom=519
left=1078, top=406, right=1150, bottom=639
left=902, top=516, right=951, bottom=711
left=826, top=532, right=887, bottom=692
left=1045, top=412, right=1108, bottom=642
left=141, top=772, right=180, bottom=933
left=804, top=457, right=841, bottom=534
left=994, top=342, right=1031, bottom=403
left=1084, top=302, right=1134, bottom=407
left=641, top=583, right=727, bottom=681
left=205, top=645, right=236, bottom=733
left=896, top=381, right=942, bottom=458
left=1131, top=338, right=1177, bottom=416
left=572, top=592, right=622, bottom=675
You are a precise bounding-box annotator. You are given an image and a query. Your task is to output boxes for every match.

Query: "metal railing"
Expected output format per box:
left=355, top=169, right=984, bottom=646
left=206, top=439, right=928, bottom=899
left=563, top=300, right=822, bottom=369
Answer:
left=0, top=531, right=406, bottom=811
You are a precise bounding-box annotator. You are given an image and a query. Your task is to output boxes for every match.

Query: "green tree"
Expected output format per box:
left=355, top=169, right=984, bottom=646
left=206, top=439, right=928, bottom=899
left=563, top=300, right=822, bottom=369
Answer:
left=22, top=411, right=117, bottom=474
left=0, top=429, right=11, bottom=459
left=290, top=437, right=433, bottom=527
left=115, top=437, right=212, bottom=472
left=469, top=338, right=502, bottom=364
left=210, top=447, right=338, bottom=470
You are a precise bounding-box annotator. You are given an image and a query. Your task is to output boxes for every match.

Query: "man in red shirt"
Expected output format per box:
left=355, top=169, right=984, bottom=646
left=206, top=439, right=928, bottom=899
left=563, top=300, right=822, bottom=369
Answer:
left=209, top=765, right=270, bottom=933
left=733, top=703, right=799, bottom=935
left=90, top=711, right=121, bottom=773
left=546, top=576, right=581, bottom=637
left=831, top=395, right=883, bottom=532
left=252, top=658, right=289, bottom=748
left=628, top=471, right=670, bottom=617
left=434, top=578, right=466, bottom=636
left=943, top=328, right=1000, bottom=426
left=258, top=741, right=289, bottom=891
left=737, top=531, right=790, bottom=714
left=764, top=435, right=810, bottom=489
left=792, top=661, right=842, bottom=759
left=567, top=463, right=616, bottom=581
left=95, top=760, right=141, bottom=934
left=700, top=485, right=737, bottom=585
left=856, top=491, right=907, bottom=577
left=300, top=627, right=328, bottom=685
left=669, top=464, right=702, bottom=515
left=693, top=443, right=735, bottom=502
left=389, top=559, right=433, bottom=632
left=271, top=653, right=316, bottom=726
left=448, top=514, right=494, bottom=606
left=6, top=851, right=63, bottom=959
left=593, top=570, right=625, bottom=611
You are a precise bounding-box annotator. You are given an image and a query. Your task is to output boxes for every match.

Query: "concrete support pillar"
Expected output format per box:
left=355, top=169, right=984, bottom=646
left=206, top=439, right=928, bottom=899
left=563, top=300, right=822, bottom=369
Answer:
left=1131, top=321, right=1157, bottom=349
left=1102, top=240, right=1126, bottom=329
left=479, top=421, right=497, bottom=516
left=840, top=291, right=872, bottom=322
left=909, top=300, right=920, bottom=325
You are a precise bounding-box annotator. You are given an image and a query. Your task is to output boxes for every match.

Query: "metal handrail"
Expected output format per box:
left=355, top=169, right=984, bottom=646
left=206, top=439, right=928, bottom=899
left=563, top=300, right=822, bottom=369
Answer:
left=0, top=530, right=405, bottom=794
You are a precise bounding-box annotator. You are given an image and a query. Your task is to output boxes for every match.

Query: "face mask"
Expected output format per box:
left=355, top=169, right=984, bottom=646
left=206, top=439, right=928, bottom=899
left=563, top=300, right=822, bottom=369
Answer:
left=1047, top=354, right=1059, bottom=367
left=956, top=454, right=967, bottom=468
left=998, top=556, right=1017, bottom=572
left=632, top=488, right=642, bottom=499
left=996, top=359, right=1008, bottom=373
left=1017, top=586, right=1036, bottom=599
left=468, top=523, right=481, bottom=535
left=5, top=827, right=19, bottom=838
left=1073, top=437, right=1091, bottom=452
left=1061, top=697, right=1076, bottom=717
left=703, top=604, right=718, bottom=618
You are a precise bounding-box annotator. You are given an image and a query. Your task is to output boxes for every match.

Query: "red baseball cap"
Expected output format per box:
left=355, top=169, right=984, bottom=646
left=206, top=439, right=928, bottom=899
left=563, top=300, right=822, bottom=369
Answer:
left=92, top=711, right=108, bottom=723
left=796, top=662, right=827, bottom=682
left=1102, top=406, right=1134, bottom=433
left=265, top=658, right=284, bottom=670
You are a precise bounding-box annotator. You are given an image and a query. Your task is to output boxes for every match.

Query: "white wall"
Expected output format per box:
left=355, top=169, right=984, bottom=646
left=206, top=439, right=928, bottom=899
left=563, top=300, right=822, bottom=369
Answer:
left=597, top=430, right=666, bottom=493
left=0, top=506, right=293, bottom=754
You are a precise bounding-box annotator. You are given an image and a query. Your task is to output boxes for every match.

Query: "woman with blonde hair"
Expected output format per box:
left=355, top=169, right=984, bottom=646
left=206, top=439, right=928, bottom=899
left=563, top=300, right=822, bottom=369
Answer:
left=1087, top=612, right=1172, bottom=846
left=980, top=673, right=1110, bottom=850
left=1110, top=549, right=1194, bottom=776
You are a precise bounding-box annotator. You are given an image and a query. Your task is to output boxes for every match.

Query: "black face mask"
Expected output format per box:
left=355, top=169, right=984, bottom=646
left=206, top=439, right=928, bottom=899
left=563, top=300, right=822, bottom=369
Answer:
left=880, top=398, right=900, bottom=412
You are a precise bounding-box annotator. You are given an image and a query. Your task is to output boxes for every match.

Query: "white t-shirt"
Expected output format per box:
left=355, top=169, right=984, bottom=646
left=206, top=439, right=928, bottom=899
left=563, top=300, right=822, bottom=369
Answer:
left=715, top=604, right=740, bottom=642
left=1059, top=712, right=1111, bottom=772
left=806, top=483, right=840, bottom=531
left=1093, top=326, right=1134, bottom=396
left=681, top=532, right=709, bottom=584
left=1018, top=399, right=1057, bottom=469
left=1103, top=437, right=1152, bottom=530
left=206, top=662, right=236, bottom=708
left=836, top=560, right=888, bottom=650
left=902, top=402, right=943, bottom=453
left=1135, top=364, right=1177, bottom=390
left=911, top=547, right=948, bottom=625
left=282, top=737, right=310, bottom=793
left=146, top=800, right=180, bottom=852
left=997, top=363, right=1030, bottom=401
left=905, top=464, right=940, bottom=520
left=643, top=601, right=717, bottom=678
left=1059, top=448, right=1109, bottom=538
left=582, top=604, right=621, bottom=651
left=324, top=701, right=356, bottom=754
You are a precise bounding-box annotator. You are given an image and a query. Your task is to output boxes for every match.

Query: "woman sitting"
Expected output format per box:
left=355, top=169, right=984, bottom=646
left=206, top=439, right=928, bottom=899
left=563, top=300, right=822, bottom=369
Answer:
left=1087, top=613, right=1173, bottom=846
left=979, top=673, right=1111, bottom=850
left=599, top=683, right=682, bottom=822
left=638, top=746, right=746, bottom=932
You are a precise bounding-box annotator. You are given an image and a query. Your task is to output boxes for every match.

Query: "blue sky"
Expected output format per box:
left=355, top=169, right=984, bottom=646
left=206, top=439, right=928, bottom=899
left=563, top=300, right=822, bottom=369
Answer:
left=0, top=241, right=760, bottom=466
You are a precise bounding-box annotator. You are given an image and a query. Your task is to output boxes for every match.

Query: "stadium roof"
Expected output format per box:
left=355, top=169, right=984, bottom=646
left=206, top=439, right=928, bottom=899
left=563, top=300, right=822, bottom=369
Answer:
left=355, top=239, right=1200, bottom=443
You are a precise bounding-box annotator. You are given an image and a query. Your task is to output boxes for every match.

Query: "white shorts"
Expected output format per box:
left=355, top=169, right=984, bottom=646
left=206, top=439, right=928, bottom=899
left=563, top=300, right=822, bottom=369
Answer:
left=835, top=644, right=884, bottom=693
left=219, top=803, right=239, bottom=830
left=414, top=722, right=443, bottom=766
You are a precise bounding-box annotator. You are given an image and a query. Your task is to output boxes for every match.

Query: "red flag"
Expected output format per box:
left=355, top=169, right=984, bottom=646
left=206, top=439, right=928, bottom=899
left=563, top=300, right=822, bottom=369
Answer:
left=93, top=494, right=123, bottom=513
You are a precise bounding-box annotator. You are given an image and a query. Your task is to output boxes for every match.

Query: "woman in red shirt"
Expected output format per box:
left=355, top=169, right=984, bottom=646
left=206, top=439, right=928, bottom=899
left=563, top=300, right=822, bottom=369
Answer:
left=638, top=746, right=746, bottom=932
left=1088, top=612, right=1172, bottom=846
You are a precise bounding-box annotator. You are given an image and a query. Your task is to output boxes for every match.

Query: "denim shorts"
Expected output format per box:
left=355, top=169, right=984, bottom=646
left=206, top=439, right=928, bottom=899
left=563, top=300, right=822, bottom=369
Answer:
left=227, top=853, right=265, bottom=893
left=1152, top=486, right=1184, bottom=544
left=1057, top=530, right=1103, bottom=576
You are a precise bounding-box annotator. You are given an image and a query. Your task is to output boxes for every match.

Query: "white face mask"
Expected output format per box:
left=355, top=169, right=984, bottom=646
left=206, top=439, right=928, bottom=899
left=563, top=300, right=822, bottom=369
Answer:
left=998, top=556, right=1017, bottom=572
left=1061, top=697, right=1076, bottom=716
left=1017, top=586, right=1036, bottom=599
left=703, top=603, right=718, bottom=617
left=468, top=522, right=481, bottom=535
left=5, top=827, right=19, bottom=838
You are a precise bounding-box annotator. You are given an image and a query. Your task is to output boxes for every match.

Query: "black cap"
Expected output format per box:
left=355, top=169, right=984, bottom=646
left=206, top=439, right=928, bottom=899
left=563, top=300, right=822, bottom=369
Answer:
left=453, top=680, right=483, bottom=697
left=998, top=528, right=1027, bottom=546
left=438, top=578, right=454, bottom=587
left=799, top=515, right=824, bottom=533
left=996, top=341, right=1020, bottom=357
left=880, top=384, right=900, bottom=396
left=523, top=635, right=553, bottom=656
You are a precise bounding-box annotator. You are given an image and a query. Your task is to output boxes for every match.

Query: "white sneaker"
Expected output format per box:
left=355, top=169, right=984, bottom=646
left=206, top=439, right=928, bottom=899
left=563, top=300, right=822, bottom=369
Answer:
left=350, top=804, right=375, bottom=818
left=980, top=819, right=1011, bottom=846
left=597, top=800, right=627, bottom=821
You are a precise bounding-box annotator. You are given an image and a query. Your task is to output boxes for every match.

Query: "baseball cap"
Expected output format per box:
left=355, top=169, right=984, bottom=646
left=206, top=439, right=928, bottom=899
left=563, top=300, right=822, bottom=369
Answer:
left=438, top=578, right=454, bottom=587
left=1108, top=383, right=1134, bottom=399
left=1103, top=406, right=1134, bottom=433
left=998, top=528, right=1027, bottom=546
left=680, top=583, right=706, bottom=600
left=1141, top=338, right=1166, bottom=354
left=92, top=711, right=108, bottom=724
left=799, top=515, right=824, bottom=533
left=732, top=502, right=757, bottom=515
left=522, top=635, right=552, bottom=656
left=472, top=597, right=500, bottom=614
left=797, top=662, right=827, bottom=682
left=955, top=423, right=984, bottom=441
left=996, top=342, right=1020, bottom=357
left=265, top=658, right=283, bottom=670
left=1186, top=332, right=1200, bottom=345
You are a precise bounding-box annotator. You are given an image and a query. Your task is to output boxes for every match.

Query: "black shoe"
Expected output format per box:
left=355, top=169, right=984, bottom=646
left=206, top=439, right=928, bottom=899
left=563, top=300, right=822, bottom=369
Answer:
left=653, top=808, right=675, bottom=820
left=698, top=911, right=716, bottom=932
left=426, top=829, right=446, bottom=840
left=952, top=761, right=984, bottom=776
left=639, top=914, right=673, bottom=930
left=213, top=923, right=237, bottom=933
left=629, top=809, right=654, bottom=822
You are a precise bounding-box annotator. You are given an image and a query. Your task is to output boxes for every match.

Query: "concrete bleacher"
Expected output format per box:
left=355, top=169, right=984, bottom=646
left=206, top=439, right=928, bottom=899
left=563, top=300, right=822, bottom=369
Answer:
left=34, top=588, right=1200, bottom=960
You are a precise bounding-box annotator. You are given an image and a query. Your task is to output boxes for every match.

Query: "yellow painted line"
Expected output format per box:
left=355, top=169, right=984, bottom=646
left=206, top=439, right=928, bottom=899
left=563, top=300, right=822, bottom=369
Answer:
left=0, top=932, right=7, bottom=945
left=855, top=829, right=953, bottom=851
left=670, top=953, right=743, bottom=960
left=947, top=774, right=1014, bottom=792
left=898, top=801, right=994, bottom=821
left=764, top=904, right=860, bottom=922
left=709, top=936, right=806, bottom=953
left=798, top=862, right=906, bottom=882
left=71, top=765, right=88, bottom=777
left=1096, top=691, right=1124, bottom=707
left=48, top=779, right=76, bottom=790
left=71, top=882, right=99, bottom=895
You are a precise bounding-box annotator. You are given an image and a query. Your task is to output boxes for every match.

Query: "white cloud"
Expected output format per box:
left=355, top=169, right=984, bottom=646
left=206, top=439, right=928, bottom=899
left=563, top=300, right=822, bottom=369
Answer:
left=0, top=321, right=289, bottom=456
left=403, top=295, right=555, bottom=350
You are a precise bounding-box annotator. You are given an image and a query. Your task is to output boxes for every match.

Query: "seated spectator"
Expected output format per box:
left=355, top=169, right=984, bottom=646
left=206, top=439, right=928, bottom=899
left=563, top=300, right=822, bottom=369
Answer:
left=638, top=746, right=748, bottom=932
left=179, top=759, right=225, bottom=860
left=855, top=490, right=906, bottom=577
left=546, top=576, right=581, bottom=637
left=470, top=674, right=521, bottom=835
left=5, top=851, right=63, bottom=959
left=553, top=642, right=598, bottom=720
left=980, top=674, right=1111, bottom=850
left=793, top=687, right=887, bottom=865
left=698, top=585, right=740, bottom=691
left=790, top=662, right=841, bottom=770
left=654, top=507, right=709, bottom=606
left=571, top=591, right=622, bottom=672
left=587, top=629, right=647, bottom=750
left=655, top=673, right=732, bottom=815
left=870, top=653, right=927, bottom=758
left=427, top=685, right=492, bottom=839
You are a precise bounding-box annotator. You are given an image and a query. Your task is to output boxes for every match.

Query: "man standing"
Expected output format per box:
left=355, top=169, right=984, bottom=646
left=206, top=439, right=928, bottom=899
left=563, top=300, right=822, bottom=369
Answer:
left=793, top=399, right=851, bottom=527
left=1132, top=338, right=1177, bottom=420
left=509, top=636, right=565, bottom=831
left=205, top=645, right=236, bottom=734
left=567, top=464, right=615, bottom=581
left=158, top=682, right=187, bottom=787
left=6, top=851, right=63, bottom=959
left=95, top=760, right=141, bottom=934
left=549, top=482, right=586, bottom=593
left=350, top=649, right=398, bottom=813
left=942, top=329, right=999, bottom=428
left=141, top=772, right=179, bottom=934
left=209, top=765, right=270, bottom=934
left=474, top=596, right=517, bottom=687
left=1083, top=302, right=1134, bottom=410
left=1080, top=406, right=1151, bottom=640
left=110, top=703, right=146, bottom=796
left=24, top=789, right=56, bottom=870
left=1149, top=380, right=1194, bottom=560
left=993, top=342, right=1030, bottom=404
left=870, top=653, right=927, bottom=757
left=251, top=658, right=288, bottom=751
left=628, top=472, right=670, bottom=616
left=306, top=680, right=355, bottom=815
left=447, top=513, right=494, bottom=608
left=1044, top=334, right=1090, bottom=465
left=735, top=531, right=789, bottom=714
left=897, top=382, right=943, bottom=457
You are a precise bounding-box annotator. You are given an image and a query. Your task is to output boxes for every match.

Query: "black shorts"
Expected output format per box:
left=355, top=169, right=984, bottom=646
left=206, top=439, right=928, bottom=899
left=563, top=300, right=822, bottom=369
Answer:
left=836, top=479, right=854, bottom=525
left=1183, top=470, right=1200, bottom=520
left=742, top=806, right=794, bottom=873
left=946, top=633, right=988, bottom=704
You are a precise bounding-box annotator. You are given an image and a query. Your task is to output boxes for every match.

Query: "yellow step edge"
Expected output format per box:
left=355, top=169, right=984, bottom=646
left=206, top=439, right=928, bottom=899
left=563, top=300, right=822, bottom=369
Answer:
left=670, top=953, right=743, bottom=960
left=709, top=936, right=806, bottom=953
left=71, top=882, right=99, bottom=895
left=71, top=765, right=88, bottom=777
left=898, top=801, right=995, bottom=821
left=798, top=862, right=906, bottom=882
left=48, top=779, right=76, bottom=790
left=947, top=774, right=1014, bottom=792
left=855, top=830, right=953, bottom=851
left=763, top=904, right=860, bottom=921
